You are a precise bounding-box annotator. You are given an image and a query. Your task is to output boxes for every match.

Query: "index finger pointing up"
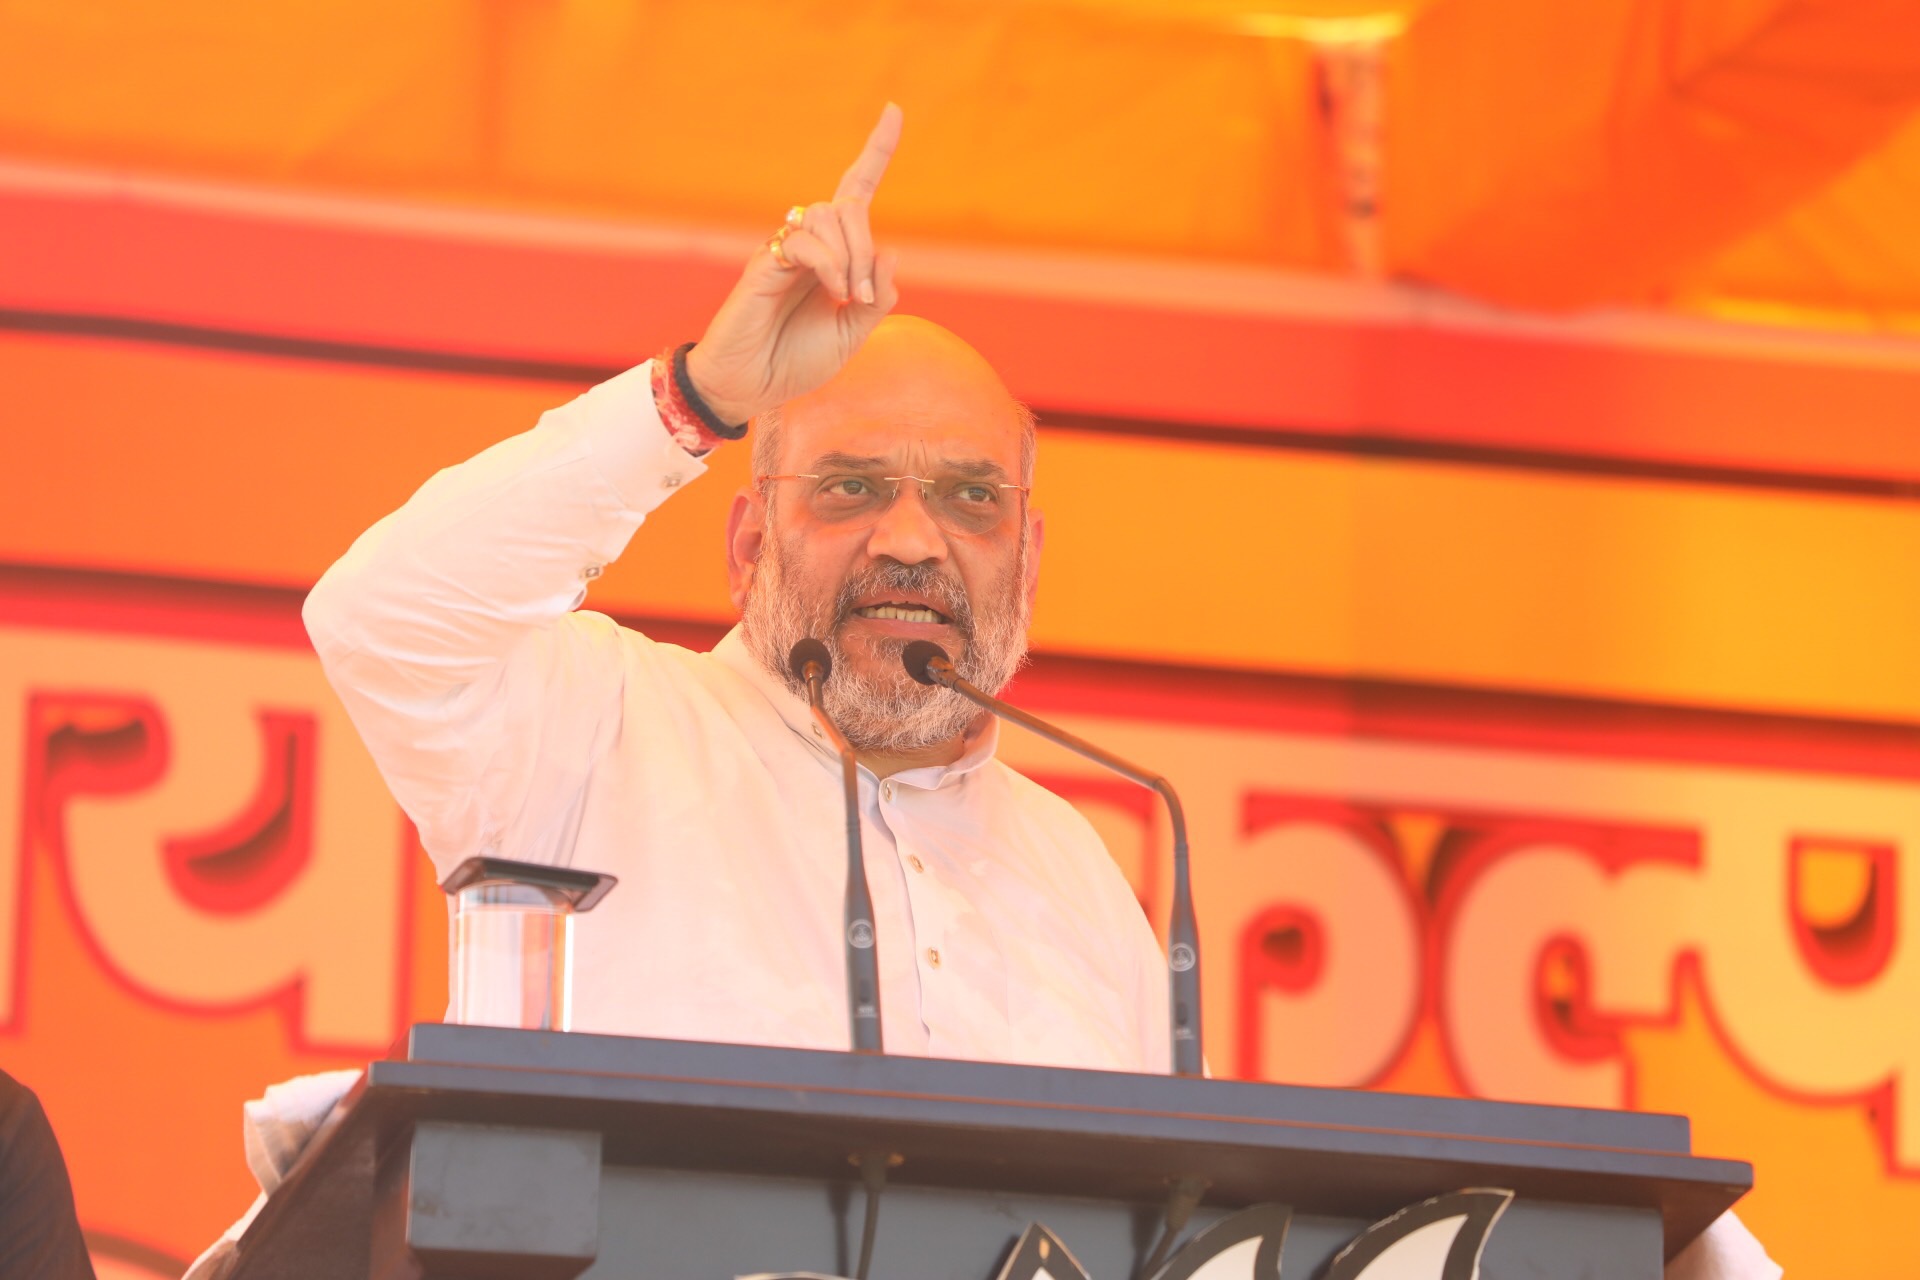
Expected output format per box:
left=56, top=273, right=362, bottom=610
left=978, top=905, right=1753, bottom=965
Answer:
left=835, top=102, right=903, bottom=203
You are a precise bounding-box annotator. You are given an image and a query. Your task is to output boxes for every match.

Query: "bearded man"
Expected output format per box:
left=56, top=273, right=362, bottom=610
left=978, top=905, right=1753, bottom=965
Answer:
left=304, top=105, right=1169, bottom=1073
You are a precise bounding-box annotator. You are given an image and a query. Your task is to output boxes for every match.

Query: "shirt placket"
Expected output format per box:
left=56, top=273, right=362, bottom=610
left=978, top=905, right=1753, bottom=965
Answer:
left=875, top=774, right=956, bottom=1043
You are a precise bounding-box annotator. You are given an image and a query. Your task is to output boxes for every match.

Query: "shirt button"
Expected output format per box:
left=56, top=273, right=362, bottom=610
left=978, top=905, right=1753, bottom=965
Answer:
left=661, top=474, right=683, bottom=490
left=581, top=565, right=603, bottom=580
left=926, top=947, right=941, bottom=969
left=882, top=781, right=895, bottom=801
left=908, top=855, right=924, bottom=874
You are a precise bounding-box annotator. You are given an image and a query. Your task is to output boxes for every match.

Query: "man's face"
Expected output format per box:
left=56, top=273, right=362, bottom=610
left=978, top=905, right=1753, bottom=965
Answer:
left=730, top=338, right=1040, bottom=753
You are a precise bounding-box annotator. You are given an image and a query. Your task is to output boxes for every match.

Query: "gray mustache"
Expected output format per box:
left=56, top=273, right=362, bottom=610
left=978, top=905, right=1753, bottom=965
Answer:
left=831, top=561, right=973, bottom=638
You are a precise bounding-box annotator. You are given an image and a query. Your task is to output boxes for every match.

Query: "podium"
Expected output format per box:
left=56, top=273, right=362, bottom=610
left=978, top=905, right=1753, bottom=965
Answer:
left=228, top=1024, right=1751, bottom=1280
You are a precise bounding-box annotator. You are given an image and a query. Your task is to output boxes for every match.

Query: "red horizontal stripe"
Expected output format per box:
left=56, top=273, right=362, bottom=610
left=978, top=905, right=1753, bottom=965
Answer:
left=8, top=175, right=1920, bottom=488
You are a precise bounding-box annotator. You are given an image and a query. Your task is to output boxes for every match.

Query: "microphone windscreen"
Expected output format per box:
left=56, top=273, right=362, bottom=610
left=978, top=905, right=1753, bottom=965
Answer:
left=788, top=637, right=833, bottom=683
left=901, top=640, right=950, bottom=686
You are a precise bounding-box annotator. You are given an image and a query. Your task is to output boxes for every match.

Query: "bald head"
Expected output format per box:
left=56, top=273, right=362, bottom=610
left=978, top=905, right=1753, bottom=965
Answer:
left=751, top=316, right=1035, bottom=484
left=844, top=314, right=1005, bottom=384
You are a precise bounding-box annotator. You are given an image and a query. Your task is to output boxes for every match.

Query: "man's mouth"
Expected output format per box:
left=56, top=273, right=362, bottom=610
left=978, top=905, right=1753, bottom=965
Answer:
left=851, top=601, right=951, bottom=625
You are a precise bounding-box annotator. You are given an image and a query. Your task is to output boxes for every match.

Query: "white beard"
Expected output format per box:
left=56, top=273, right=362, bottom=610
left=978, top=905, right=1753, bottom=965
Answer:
left=743, top=532, right=1030, bottom=754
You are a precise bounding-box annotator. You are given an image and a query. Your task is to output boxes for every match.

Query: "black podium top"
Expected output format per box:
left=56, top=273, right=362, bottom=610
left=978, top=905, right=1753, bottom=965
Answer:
left=239, top=1024, right=1751, bottom=1272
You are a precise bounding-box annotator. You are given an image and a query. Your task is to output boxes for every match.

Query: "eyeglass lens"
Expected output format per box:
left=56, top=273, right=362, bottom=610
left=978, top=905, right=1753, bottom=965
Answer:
left=806, top=473, right=1015, bottom=535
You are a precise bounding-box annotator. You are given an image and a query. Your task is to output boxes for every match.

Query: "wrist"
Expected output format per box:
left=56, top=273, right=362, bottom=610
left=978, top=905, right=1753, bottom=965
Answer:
left=650, top=352, right=727, bottom=456
left=679, top=344, right=756, bottom=433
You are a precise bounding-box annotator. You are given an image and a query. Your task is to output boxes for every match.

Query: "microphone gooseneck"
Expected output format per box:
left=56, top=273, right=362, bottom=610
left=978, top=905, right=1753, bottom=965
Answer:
left=901, top=641, right=1204, bottom=1077
left=788, top=638, right=883, bottom=1054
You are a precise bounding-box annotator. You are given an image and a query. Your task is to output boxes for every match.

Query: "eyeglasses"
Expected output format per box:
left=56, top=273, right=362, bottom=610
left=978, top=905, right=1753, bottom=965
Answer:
left=758, top=472, right=1030, bottom=537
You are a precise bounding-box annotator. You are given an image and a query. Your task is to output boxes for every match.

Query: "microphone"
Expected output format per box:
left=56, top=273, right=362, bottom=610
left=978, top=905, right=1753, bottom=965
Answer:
left=902, top=640, right=1203, bottom=1077
left=789, top=639, right=883, bottom=1054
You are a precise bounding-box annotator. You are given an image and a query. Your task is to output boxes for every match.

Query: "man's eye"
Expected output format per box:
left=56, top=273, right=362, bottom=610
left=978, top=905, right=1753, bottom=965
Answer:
left=822, top=476, right=874, bottom=498
left=951, top=483, right=997, bottom=504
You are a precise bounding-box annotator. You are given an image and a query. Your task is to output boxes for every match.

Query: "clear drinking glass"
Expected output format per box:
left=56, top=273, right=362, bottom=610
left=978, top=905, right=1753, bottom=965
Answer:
left=441, top=858, right=617, bottom=1032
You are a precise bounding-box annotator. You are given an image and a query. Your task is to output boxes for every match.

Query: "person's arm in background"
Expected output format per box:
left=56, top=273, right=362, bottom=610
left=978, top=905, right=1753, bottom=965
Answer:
left=302, top=106, right=903, bottom=874
left=0, top=1071, right=96, bottom=1280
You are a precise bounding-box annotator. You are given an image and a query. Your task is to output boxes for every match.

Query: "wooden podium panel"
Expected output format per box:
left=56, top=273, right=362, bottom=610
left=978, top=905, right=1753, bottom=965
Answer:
left=228, top=1024, right=1751, bottom=1280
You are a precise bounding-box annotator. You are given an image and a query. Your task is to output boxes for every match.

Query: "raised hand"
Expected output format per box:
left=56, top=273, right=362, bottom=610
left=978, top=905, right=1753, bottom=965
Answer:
left=683, top=104, right=904, bottom=427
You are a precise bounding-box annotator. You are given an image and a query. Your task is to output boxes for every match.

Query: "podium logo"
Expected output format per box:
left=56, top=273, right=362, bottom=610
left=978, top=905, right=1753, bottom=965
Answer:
left=994, top=1192, right=1508, bottom=1280
left=741, top=1190, right=1509, bottom=1280
left=744, top=1189, right=1510, bottom=1280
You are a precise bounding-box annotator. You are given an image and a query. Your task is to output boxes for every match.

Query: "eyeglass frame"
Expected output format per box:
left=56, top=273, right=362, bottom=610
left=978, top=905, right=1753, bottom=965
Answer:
left=755, top=471, right=1032, bottom=535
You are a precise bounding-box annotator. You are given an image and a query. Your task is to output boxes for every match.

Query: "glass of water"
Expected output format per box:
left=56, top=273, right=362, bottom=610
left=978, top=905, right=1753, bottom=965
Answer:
left=441, top=857, right=616, bottom=1032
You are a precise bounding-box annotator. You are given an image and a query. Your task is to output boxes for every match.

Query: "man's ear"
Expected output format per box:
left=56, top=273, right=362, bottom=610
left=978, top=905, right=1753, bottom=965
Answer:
left=1023, top=507, right=1046, bottom=612
left=726, top=487, right=767, bottom=611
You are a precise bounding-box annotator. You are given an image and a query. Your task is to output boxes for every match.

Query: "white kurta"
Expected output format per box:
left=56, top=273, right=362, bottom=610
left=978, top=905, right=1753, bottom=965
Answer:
left=304, top=360, right=1171, bottom=1073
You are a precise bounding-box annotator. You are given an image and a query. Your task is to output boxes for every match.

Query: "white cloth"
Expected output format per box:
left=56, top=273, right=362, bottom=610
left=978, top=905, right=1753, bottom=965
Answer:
left=304, top=361, right=1170, bottom=1074
left=1667, top=1211, right=1783, bottom=1280
left=183, top=1069, right=362, bottom=1280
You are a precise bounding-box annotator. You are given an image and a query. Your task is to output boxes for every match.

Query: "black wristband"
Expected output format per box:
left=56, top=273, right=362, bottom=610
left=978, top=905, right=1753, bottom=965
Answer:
left=670, top=342, right=749, bottom=441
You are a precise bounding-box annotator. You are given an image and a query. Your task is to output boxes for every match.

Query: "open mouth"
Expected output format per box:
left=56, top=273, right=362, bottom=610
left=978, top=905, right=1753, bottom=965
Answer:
left=851, top=601, right=952, bottom=625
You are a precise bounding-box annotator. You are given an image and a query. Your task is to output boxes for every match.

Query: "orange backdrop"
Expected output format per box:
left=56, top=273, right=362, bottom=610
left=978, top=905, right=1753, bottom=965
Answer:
left=4, top=3, right=1920, bottom=1277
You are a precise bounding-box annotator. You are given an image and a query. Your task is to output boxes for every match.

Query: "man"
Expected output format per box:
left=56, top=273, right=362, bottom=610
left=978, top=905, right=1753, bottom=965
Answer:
left=305, top=105, right=1170, bottom=1072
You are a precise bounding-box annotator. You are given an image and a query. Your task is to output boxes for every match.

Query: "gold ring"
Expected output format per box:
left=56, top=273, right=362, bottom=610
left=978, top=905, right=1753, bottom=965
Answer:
left=768, top=224, right=796, bottom=270
left=784, top=204, right=808, bottom=230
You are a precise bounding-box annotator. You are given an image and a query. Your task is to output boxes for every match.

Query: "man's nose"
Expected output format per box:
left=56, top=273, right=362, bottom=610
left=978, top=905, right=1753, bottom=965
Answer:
left=864, top=481, right=949, bottom=565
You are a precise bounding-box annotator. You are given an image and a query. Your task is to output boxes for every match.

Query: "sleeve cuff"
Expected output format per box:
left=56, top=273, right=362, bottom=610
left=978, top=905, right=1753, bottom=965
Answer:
left=568, top=360, right=713, bottom=513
